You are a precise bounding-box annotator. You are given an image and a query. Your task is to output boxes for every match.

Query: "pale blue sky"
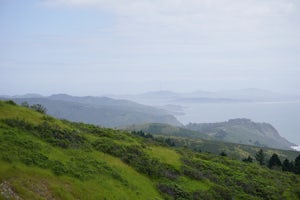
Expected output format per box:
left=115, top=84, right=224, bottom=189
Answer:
left=1, top=0, right=300, bottom=95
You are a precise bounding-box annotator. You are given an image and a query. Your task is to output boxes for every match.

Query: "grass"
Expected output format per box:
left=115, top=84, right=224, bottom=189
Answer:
left=178, top=176, right=211, bottom=192
left=145, top=145, right=182, bottom=170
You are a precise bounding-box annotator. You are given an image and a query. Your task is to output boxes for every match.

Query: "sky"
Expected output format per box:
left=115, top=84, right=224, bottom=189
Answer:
left=1, top=0, right=300, bottom=96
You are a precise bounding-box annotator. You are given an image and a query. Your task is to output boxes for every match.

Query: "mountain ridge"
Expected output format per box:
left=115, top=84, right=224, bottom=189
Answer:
left=0, top=95, right=182, bottom=127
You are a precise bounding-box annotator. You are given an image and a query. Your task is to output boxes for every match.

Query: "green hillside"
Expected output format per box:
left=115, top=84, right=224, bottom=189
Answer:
left=1, top=100, right=300, bottom=200
left=186, top=119, right=294, bottom=150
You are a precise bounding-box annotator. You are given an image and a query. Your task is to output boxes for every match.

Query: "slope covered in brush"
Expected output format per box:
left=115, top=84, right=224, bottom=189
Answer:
left=0, top=100, right=300, bottom=200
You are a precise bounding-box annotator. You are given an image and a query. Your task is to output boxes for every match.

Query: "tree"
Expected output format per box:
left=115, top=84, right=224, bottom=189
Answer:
left=30, top=104, right=47, bottom=114
left=268, top=153, right=282, bottom=169
left=5, top=100, right=16, bottom=105
left=242, top=156, right=253, bottom=163
left=220, top=151, right=227, bottom=157
left=21, top=101, right=29, bottom=108
left=255, top=149, right=265, bottom=166
left=282, top=158, right=292, bottom=172
left=294, top=155, right=300, bottom=174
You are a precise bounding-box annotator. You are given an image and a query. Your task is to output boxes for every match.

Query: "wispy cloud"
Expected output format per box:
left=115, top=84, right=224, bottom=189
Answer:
left=41, top=0, right=300, bottom=44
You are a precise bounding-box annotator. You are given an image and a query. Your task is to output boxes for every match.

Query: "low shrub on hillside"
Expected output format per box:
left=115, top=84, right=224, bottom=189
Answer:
left=157, top=183, right=190, bottom=200
left=92, top=138, right=179, bottom=179
left=2, top=118, right=86, bottom=148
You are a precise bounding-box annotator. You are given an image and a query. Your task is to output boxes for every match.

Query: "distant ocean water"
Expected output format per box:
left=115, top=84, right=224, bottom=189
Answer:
left=176, top=101, right=300, bottom=146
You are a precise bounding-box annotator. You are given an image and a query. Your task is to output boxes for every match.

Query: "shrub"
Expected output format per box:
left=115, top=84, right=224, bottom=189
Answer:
left=181, top=165, right=205, bottom=180
left=2, top=118, right=34, bottom=131
left=51, top=160, right=67, bottom=175
left=5, top=100, right=17, bottom=105
left=157, top=183, right=190, bottom=199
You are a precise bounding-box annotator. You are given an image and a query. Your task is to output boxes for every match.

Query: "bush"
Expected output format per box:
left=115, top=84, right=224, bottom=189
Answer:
left=93, top=138, right=179, bottom=179
left=51, top=160, right=67, bottom=175
left=3, top=119, right=86, bottom=148
left=157, top=183, right=190, bottom=199
left=181, top=165, right=205, bottom=180
left=35, top=122, right=86, bottom=148
left=5, top=100, right=17, bottom=105
left=2, top=118, right=34, bottom=131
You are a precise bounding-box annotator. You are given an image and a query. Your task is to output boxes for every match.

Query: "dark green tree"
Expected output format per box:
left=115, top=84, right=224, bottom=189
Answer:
left=268, top=153, right=282, bottom=169
left=282, top=158, right=292, bottom=172
left=5, top=100, right=16, bottom=105
left=242, top=156, right=253, bottom=163
left=294, top=155, right=300, bottom=174
left=255, top=149, right=265, bottom=166
left=220, top=151, right=227, bottom=157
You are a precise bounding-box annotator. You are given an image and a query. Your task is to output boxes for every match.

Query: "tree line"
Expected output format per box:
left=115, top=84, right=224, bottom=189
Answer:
left=243, top=148, right=300, bottom=174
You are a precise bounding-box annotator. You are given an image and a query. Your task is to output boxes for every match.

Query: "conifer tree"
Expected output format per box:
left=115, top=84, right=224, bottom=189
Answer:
left=282, top=158, right=292, bottom=172
left=268, top=153, right=281, bottom=169
left=255, top=149, right=265, bottom=166
left=294, top=155, right=300, bottom=174
left=242, top=156, right=253, bottom=163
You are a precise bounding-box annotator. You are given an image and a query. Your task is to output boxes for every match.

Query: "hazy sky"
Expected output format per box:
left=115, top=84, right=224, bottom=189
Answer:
left=1, top=0, right=300, bottom=95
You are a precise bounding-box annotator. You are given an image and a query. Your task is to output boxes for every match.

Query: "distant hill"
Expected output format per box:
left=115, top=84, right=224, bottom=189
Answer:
left=124, top=121, right=296, bottom=152
left=1, top=94, right=182, bottom=127
left=113, top=89, right=300, bottom=105
left=185, top=118, right=295, bottom=150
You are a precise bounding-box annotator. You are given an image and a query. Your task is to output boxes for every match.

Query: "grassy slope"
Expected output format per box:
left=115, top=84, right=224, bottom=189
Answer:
left=0, top=100, right=300, bottom=200
left=0, top=101, right=161, bottom=200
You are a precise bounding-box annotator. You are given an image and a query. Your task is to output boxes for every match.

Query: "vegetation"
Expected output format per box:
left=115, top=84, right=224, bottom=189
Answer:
left=0, top=100, right=300, bottom=199
left=242, top=156, right=253, bottom=163
left=268, top=154, right=282, bottom=169
left=255, top=149, right=266, bottom=166
left=185, top=119, right=294, bottom=150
